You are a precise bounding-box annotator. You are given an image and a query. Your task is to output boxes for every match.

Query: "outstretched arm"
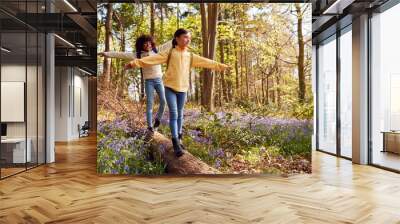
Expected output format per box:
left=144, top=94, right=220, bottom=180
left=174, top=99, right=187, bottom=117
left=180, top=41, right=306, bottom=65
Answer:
left=192, top=54, right=230, bottom=72
left=157, top=39, right=173, bottom=53
left=125, top=51, right=169, bottom=69
left=98, top=51, right=136, bottom=60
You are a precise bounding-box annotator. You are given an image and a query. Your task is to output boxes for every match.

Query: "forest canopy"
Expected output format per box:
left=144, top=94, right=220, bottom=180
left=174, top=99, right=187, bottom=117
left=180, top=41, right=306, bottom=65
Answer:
left=97, top=3, right=312, bottom=118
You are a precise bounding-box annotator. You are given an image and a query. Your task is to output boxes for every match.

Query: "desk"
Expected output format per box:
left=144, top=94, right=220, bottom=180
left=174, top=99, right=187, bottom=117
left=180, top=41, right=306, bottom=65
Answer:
left=1, top=138, right=31, bottom=163
left=382, top=131, right=400, bottom=154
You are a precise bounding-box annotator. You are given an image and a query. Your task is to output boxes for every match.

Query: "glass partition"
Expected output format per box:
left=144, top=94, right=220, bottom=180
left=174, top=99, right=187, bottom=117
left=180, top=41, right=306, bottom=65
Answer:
left=317, top=35, right=337, bottom=154
left=339, top=26, right=352, bottom=158
left=370, top=4, right=400, bottom=171
left=0, top=25, right=28, bottom=178
left=38, top=32, right=45, bottom=165
left=0, top=0, right=46, bottom=179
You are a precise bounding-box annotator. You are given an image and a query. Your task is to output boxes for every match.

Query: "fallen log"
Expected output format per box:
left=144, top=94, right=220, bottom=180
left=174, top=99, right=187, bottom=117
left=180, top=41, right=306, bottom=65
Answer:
left=149, top=131, right=220, bottom=174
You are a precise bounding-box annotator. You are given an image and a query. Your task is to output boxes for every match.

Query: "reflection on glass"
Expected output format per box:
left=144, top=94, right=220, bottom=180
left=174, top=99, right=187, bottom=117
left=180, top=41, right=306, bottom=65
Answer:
left=38, top=32, right=45, bottom=165
left=1, top=31, right=27, bottom=177
left=0, top=0, right=46, bottom=178
left=340, top=28, right=352, bottom=158
left=318, top=35, right=337, bottom=154
left=27, top=31, right=38, bottom=169
left=371, top=4, right=400, bottom=171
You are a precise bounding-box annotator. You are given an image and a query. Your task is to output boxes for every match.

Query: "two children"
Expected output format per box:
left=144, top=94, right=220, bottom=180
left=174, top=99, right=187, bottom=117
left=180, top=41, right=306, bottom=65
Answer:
left=125, top=29, right=230, bottom=157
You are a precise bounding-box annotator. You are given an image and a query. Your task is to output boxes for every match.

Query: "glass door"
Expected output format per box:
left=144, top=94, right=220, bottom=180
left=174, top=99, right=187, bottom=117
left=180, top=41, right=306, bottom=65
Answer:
left=370, top=3, right=400, bottom=171
left=317, top=35, right=337, bottom=154
left=0, top=0, right=47, bottom=179
left=339, top=25, right=352, bottom=158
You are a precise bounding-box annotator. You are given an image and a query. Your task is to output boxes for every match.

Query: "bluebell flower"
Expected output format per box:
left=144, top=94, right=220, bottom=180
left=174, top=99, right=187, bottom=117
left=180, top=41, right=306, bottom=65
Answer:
left=215, top=159, right=221, bottom=169
left=124, top=165, right=129, bottom=173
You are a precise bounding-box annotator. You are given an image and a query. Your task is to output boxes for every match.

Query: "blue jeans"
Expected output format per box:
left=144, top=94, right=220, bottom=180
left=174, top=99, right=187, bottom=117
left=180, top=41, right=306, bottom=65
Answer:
left=145, top=78, right=166, bottom=128
left=165, top=87, right=187, bottom=139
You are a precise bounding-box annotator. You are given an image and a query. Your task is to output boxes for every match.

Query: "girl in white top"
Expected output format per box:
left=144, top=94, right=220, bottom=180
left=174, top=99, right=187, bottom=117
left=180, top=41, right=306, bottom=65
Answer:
left=99, top=35, right=172, bottom=133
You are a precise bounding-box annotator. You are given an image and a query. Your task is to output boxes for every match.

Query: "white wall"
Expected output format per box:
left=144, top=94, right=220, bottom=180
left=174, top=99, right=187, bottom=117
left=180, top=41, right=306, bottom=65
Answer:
left=55, top=66, right=69, bottom=141
left=1, top=64, right=25, bottom=142
left=54, top=66, right=89, bottom=141
left=1, top=63, right=46, bottom=164
left=1, top=65, right=41, bottom=137
left=72, top=72, right=89, bottom=138
left=1, top=65, right=27, bottom=139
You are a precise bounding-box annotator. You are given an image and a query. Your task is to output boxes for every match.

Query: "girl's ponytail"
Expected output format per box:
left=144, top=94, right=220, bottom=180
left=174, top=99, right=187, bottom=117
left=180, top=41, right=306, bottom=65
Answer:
left=172, top=38, right=177, bottom=48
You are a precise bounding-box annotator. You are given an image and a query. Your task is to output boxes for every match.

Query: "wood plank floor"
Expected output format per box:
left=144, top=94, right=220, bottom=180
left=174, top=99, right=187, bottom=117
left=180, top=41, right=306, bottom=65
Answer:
left=0, top=135, right=400, bottom=224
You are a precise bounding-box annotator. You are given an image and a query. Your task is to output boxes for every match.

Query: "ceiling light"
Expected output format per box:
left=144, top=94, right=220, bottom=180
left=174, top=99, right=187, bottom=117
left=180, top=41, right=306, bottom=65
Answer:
left=63, top=0, right=78, bottom=12
left=54, top=34, right=75, bottom=48
left=1, top=47, right=11, bottom=53
left=322, top=0, right=355, bottom=15
left=78, top=67, right=92, bottom=76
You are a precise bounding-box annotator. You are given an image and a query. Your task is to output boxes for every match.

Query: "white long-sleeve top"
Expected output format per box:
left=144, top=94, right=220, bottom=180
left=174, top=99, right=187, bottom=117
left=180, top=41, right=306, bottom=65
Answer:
left=102, top=40, right=172, bottom=80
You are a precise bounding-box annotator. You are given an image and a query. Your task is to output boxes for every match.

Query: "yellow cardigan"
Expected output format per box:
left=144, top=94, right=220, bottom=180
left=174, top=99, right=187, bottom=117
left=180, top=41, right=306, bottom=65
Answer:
left=131, top=48, right=227, bottom=92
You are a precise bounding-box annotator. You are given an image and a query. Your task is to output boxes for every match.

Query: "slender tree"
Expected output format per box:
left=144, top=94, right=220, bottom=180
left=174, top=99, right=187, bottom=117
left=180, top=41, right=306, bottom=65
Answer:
left=295, top=3, right=305, bottom=103
left=150, top=3, right=155, bottom=36
left=200, top=3, right=219, bottom=112
left=103, top=3, right=113, bottom=87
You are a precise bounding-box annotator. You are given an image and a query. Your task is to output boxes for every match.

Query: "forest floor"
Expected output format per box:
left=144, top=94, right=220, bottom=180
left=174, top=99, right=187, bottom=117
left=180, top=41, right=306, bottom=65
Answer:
left=97, top=88, right=312, bottom=176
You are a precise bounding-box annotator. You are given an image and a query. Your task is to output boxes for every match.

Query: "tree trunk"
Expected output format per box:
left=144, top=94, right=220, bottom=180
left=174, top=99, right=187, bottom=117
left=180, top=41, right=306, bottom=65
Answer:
left=265, top=75, right=269, bottom=104
left=138, top=4, right=145, bottom=100
left=261, top=73, right=265, bottom=104
left=258, top=55, right=263, bottom=103
left=216, top=72, right=221, bottom=107
left=244, top=50, right=249, bottom=99
left=189, top=69, right=193, bottom=101
left=239, top=43, right=244, bottom=99
left=150, top=3, right=155, bottom=37
left=200, top=3, right=218, bottom=112
left=176, top=3, right=180, bottom=29
left=234, top=41, right=239, bottom=100
left=296, top=3, right=305, bottom=103
left=195, top=72, right=200, bottom=104
left=226, top=44, right=232, bottom=102
left=103, top=3, right=113, bottom=88
left=140, top=73, right=145, bottom=100
left=160, top=4, right=164, bottom=41
left=149, top=132, right=220, bottom=174
left=219, top=40, right=226, bottom=103
left=271, top=76, right=275, bottom=104
left=276, top=74, right=281, bottom=108
left=200, top=4, right=208, bottom=107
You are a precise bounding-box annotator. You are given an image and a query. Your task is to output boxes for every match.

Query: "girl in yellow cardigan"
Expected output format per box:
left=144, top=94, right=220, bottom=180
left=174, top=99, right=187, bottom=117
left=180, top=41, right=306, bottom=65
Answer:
left=125, top=28, right=230, bottom=157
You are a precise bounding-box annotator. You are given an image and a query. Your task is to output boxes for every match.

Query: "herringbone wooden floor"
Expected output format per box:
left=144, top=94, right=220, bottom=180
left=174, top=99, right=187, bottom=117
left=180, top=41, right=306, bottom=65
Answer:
left=1, top=136, right=400, bottom=224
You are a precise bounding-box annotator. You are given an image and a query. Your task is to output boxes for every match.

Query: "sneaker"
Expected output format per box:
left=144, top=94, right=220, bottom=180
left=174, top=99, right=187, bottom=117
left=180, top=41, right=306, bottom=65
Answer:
left=172, top=137, right=184, bottom=157
left=153, top=118, right=161, bottom=129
